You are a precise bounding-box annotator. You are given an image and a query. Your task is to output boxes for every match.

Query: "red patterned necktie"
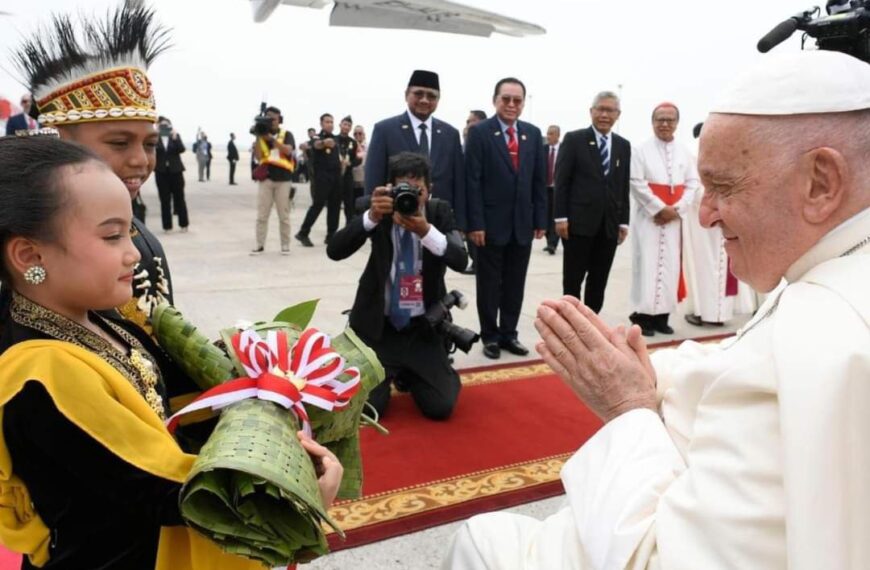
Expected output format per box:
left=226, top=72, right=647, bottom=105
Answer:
left=506, top=126, right=519, bottom=170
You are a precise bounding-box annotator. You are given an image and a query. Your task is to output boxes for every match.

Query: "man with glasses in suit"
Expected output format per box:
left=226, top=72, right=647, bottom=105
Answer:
left=465, top=77, right=547, bottom=360
left=364, top=70, right=466, bottom=230
left=4, top=94, right=38, bottom=135
left=555, top=91, right=632, bottom=313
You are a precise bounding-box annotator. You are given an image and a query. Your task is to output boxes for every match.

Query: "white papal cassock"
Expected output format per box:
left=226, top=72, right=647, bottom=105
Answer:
left=443, top=207, right=870, bottom=569
left=629, top=138, right=698, bottom=316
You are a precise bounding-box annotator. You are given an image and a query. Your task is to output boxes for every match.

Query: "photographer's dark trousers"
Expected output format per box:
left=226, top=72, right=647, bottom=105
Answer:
left=228, top=159, right=237, bottom=184
left=298, top=169, right=342, bottom=239
left=476, top=241, right=532, bottom=345
left=155, top=171, right=188, bottom=230
left=362, top=317, right=461, bottom=420
left=341, top=171, right=356, bottom=224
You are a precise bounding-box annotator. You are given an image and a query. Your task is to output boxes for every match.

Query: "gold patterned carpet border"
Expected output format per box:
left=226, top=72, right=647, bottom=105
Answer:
left=327, top=452, right=571, bottom=533
left=459, top=362, right=552, bottom=387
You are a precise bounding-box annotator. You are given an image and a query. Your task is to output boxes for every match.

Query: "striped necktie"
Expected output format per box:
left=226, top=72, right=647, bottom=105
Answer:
left=599, top=135, right=610, bottom=176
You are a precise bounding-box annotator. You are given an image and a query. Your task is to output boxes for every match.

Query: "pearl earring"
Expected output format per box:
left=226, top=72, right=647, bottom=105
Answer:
left=23, top=265, right=46, bottom=285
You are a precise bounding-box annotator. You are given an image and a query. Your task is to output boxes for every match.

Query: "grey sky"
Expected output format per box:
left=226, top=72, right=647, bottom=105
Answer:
left=1, top=0, right=805, bottom=149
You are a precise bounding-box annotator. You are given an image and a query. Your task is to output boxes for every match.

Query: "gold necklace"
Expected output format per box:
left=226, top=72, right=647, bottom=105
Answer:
left=9, top=293, right=167, bottom=419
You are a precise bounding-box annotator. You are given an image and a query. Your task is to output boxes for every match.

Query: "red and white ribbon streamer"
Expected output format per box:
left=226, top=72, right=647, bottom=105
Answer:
left=166, top=328, right=361, bottom=436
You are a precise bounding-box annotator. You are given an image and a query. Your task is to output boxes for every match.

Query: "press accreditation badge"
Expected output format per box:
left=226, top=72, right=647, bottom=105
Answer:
left=398, top=275, right=424, bottom=311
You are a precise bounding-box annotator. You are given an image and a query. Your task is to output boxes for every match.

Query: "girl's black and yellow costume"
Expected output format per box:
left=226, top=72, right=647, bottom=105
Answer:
left=0, top=293, right=258, bottom=570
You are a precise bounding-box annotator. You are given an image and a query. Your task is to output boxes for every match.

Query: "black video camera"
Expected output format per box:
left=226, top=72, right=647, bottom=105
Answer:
left=424, top=290, right=480, bottom=354
left=391, top=182, right=421, bottom=216
left=758, top=1, right=870, bottom=63
left=250, top=102, right=273, bottom=137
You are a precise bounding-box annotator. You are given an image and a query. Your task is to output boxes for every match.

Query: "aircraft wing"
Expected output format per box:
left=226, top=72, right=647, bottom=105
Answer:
left=250, top=0, right=545, bottom=37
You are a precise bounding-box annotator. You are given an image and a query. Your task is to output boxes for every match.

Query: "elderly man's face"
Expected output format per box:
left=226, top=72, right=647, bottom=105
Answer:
left=698, top=115, right=801, bottom=292
left=652, top=107, right=679, bottom=142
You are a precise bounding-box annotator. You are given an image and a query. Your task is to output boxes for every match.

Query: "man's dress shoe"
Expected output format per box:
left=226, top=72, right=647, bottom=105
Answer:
left=483, top=343, right=501, bottom=359
left=499, top=339, right=529, bottom=356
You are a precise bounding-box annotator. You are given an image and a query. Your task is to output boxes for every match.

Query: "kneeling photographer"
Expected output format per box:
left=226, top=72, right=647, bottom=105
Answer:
left=327, top=152, right=469, bottom=420
left=250, top=104, right=296, bottom=255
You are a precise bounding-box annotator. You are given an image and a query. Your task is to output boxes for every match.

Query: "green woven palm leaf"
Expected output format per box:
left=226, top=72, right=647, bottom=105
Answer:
left=151, top=303, right=236, bottom=390
left=180, top=399, right=339, bottom=566
left=150, top=303, right=385, bottom=564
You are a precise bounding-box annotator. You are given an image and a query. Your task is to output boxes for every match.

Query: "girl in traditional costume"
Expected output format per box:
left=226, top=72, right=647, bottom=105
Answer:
left=0, top=138, right=341, bottom=570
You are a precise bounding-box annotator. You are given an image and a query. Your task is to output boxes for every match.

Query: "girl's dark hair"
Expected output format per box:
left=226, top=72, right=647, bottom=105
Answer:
left=0, top=135, right=101, bottom=290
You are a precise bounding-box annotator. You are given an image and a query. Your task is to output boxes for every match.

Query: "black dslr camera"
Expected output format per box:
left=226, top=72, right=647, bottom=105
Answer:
left=759, top=0, right=870, bottom=63
left=391, top=182, right=421, bottom=216
left=250, top=102, right=273, bottom=137
left=425, top=290, right=480, bottom=354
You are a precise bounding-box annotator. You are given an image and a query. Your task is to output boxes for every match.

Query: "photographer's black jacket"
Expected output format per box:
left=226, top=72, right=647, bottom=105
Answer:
left=326, top=198, right=467, bottom=341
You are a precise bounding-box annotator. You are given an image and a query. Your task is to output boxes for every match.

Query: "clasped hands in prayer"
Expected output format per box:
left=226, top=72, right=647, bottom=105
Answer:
left=535, top=296, right=658, bottom=423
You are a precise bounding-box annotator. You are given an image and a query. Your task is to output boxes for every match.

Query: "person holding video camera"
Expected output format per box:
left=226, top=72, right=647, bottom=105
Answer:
left=327, top=152, right=469, bottom=420
left=250, top=105, right=296, bottom=255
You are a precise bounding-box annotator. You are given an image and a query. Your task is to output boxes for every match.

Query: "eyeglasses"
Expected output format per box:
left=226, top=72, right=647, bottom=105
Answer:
left=654, top=118, right=678, bottom=124
left=499, top=95, right=524, bottom=106
left=593, top=106, right=620, bottom=115
left=21, top=99, right=31, bottom=105
left=410, top=89, right=439, bottom=101
left=353, top=132, right=364, bottom=137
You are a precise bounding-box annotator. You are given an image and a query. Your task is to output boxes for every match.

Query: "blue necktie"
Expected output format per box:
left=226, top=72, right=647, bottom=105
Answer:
left=599, top=135, right=610, bottom=176
left=389, top=228, right=415, bottom=330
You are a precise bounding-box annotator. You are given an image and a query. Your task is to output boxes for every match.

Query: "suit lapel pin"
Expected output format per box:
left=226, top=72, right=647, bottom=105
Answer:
left=616, top=159, right=620, bottom=167
left=494, top=131, right=501, bottom=136
left=588, top=140, right=596, bottom=146
left=436, top=129, right=442, bottom=134
left=521, top=134, right=527, bottom=141
left=401, top=124, right=409, bottom=130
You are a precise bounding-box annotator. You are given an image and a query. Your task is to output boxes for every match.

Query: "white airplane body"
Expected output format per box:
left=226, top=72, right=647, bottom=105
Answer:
left=250, top=0, right=545, bottom=37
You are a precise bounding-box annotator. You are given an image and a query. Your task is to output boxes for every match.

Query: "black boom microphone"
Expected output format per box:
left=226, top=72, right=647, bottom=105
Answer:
left=758, top=17, right=802, bottom=52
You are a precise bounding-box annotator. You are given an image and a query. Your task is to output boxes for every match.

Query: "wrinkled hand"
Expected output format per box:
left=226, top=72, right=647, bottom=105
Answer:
left=535, top=297, right=657, bottom=423
left=297, top=431, right=343, bottom=509
left=618, top=226, right=628, bottom=245
left=369, top=186, right=394, bottom=224
left=556, top=221, right=569, bottom=240
left=468, top=230, right=486, bottom=247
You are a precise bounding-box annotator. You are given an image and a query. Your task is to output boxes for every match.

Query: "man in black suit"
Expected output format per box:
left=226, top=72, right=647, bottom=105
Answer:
left=365, top=70, right=465, bottom=229
left=296, top=113, right=341, bottom=246
left=154, top=115, right=189, bottom=232
left=554, top=90, right=631, bottom=313
left=227, top=132, right=239, bottom=185
left=4, top=94, right=37, bottom=135
left=465, top=78, right=547, bottom=360
left=327, top=152, right=467, bottom=419
left=543, top=124, right=562, bottom=254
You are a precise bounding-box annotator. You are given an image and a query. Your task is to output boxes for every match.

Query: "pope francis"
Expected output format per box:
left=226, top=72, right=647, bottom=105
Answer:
left=444, top=49, right=870, bottom=570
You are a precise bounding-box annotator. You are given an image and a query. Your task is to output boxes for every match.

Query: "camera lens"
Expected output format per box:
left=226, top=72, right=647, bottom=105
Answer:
left=395, top=193, right=418, bottom=215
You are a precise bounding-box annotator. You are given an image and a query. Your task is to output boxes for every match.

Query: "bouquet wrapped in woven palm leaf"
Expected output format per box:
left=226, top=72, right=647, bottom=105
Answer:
left=151, top=302, right=385, bottom=566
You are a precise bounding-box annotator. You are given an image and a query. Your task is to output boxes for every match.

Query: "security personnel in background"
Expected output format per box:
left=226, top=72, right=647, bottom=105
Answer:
left=338, top=115, right=362, bottom=224
left=296, top=113, right=342, bottom=246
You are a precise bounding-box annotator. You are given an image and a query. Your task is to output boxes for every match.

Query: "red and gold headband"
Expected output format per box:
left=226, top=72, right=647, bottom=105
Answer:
left=35, top=66, right=157, bottom=126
